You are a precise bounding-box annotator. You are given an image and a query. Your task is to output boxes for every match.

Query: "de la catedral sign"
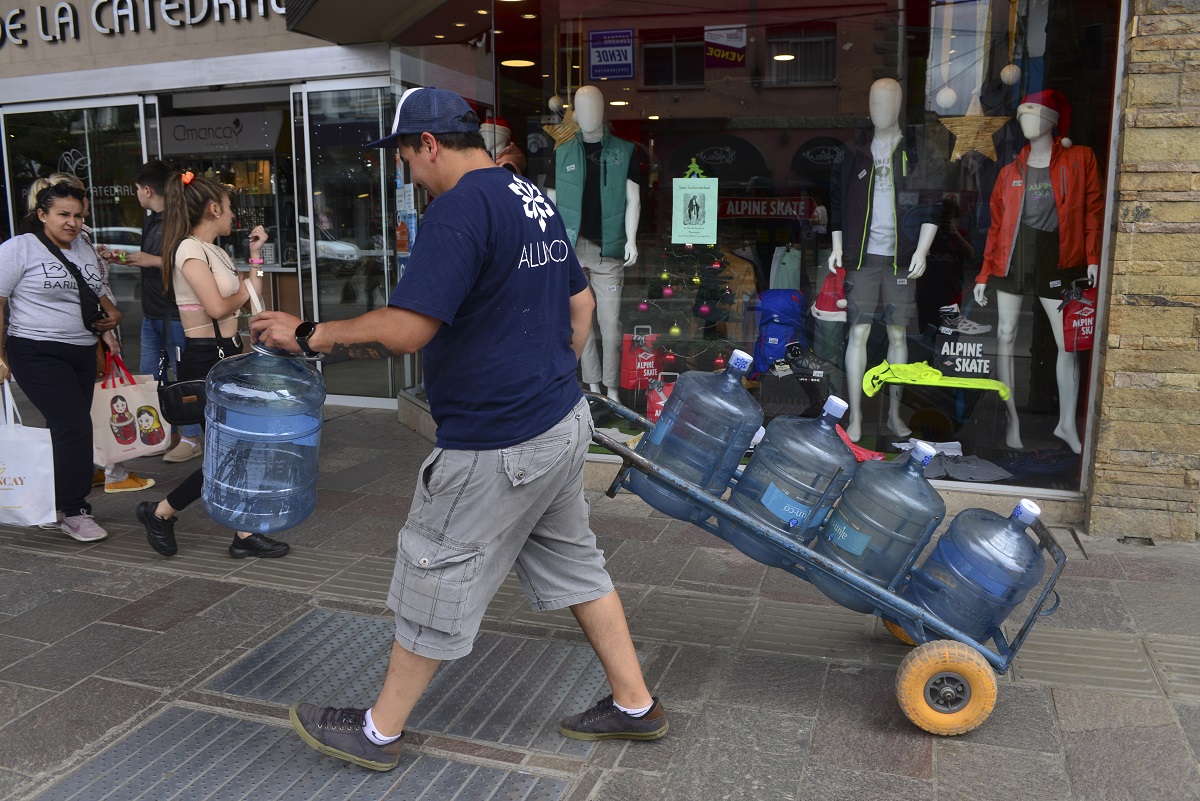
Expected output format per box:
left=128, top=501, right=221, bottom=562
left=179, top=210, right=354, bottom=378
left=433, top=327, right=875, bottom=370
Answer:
left=718, top=196, right=818, bottom=221
left=0, top=0, right=285, bottom=48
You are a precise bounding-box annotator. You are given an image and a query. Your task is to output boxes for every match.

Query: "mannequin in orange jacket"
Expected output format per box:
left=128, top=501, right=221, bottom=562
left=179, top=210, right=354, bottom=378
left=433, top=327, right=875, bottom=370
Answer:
left=974, top=94, right=1102, bottom=454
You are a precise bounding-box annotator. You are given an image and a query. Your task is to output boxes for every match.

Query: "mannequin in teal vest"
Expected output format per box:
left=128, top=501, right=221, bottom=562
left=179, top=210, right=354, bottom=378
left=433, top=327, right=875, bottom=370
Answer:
left=549, top=85, right=641, bottom=401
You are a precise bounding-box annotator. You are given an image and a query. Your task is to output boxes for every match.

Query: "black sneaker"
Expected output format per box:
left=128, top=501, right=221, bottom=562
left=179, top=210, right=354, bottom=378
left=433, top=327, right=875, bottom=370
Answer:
left=229, top=533, right=290, bottom=559
left=136, top=501, right=178, bottom=557
left=289, top=703, right=403, bottom=771
left=558, top=694, right=668, bottom=741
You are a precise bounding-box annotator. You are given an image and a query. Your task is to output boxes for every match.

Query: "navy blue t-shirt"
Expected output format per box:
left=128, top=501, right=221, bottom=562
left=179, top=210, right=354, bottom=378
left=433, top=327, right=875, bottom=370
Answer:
left=388, top=167, right=588, bottom=449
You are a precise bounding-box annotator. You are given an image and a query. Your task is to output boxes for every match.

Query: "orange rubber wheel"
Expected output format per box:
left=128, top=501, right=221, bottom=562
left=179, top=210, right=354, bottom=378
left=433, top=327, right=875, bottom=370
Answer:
left=896, top=640, right=997, bottom=735
left=883, top=619, right=916, bottom=646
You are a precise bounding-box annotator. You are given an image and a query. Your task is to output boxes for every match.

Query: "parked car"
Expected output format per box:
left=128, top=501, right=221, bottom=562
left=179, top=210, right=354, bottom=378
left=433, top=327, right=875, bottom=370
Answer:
left=90, top=226, right=143, bottom=254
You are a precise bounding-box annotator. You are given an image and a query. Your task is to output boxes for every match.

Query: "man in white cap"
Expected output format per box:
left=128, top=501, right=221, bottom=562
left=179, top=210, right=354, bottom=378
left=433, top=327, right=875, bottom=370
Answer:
left=253, top=87, right=667, bottom=772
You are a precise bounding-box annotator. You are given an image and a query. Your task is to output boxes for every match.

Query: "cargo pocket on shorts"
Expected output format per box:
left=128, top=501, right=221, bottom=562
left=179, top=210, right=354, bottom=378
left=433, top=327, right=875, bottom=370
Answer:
left=500, top=434, right=570, bottom=487
left=395, top=523, right=481, bottom=635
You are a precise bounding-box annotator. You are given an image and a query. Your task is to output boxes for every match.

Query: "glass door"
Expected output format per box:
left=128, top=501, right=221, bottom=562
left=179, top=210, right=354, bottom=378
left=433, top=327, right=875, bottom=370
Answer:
left=290, top=78, right=398, bottom=404
left=2, top=96, right=158, bottom=359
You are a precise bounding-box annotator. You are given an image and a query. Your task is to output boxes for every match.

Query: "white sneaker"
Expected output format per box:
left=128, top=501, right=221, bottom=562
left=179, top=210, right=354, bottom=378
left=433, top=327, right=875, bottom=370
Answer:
left=61, top=512, right=108, bottom=542
left=38, top=511, right=65, bottom=531
left=163, top=438, right=203, bottom=463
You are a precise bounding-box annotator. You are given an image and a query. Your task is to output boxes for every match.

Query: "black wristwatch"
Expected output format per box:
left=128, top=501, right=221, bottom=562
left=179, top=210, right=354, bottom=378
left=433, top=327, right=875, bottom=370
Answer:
left=294, top=321, right=320, bottom=357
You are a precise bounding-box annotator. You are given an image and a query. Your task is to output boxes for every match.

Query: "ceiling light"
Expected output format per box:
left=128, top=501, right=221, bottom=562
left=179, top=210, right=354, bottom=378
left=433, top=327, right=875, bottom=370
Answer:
left=493, top=29, right=503, bottom=34
left=542, top=73, right=550, bottom=77
left=476, top=8, right=488, bottom=14
left=501, top=59, right=535, bottom=67
left=433, top=33, right=445, bottom=39
left=454, top=22, right=465, bottom=27
left=648, top=115, right=660, bottom=120
left=609, top=100, right=628, bottom=106
left=521, top=13, right=536, bottom=18
left=357, top=193, right=369, bottom=198
left=773, top=53, right=795, bottom=61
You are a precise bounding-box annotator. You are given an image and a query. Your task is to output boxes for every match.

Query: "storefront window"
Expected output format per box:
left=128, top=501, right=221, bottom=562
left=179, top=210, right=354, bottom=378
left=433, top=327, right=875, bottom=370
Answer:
left=389, top=0, right=1117, bottom=492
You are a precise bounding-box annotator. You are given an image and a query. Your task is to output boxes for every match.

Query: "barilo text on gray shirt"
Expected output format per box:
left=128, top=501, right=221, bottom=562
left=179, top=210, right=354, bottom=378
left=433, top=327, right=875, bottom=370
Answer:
left=0, top=234, right=105, bottom=347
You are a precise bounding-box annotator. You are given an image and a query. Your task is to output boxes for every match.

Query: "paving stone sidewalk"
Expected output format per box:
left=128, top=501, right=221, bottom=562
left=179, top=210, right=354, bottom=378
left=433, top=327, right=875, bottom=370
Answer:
left=1, top=405, right=1199, bottom=800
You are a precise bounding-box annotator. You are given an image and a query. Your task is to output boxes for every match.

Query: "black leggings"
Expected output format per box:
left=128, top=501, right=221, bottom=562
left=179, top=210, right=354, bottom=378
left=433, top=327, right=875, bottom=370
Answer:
left=7, top=336, right=97, bottom=516
left=165, top=335, right=240, bottom=512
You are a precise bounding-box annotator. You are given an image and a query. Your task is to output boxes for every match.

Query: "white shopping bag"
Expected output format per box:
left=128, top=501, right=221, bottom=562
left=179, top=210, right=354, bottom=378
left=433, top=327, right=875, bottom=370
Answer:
left=0, top=381, right=57, bottom=527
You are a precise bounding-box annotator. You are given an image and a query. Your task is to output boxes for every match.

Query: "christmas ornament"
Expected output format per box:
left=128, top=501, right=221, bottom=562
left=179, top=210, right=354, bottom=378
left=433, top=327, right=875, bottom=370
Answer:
left=663, top=285, right=675, bottom=298
left=939, top=93, right=1009, bottom=161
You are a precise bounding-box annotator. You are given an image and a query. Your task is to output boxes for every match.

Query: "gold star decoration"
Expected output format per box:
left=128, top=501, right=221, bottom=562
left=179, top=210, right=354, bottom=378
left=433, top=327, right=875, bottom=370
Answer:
left=543, top=108, right=579, bottom=150
left=939, top=95, right=1009, bottom=161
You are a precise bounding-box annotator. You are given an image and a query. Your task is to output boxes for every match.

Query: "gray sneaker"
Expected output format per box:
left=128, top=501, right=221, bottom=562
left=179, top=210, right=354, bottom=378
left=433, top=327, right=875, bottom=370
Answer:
left=558, top=695, right=669, bottom=741
left=289, top=703, right=403, bottom=771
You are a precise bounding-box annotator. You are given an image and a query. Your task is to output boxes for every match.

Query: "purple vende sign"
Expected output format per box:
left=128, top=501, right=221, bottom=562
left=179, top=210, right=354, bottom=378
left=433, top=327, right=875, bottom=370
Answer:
left=589, top=29, right=635, bottom=81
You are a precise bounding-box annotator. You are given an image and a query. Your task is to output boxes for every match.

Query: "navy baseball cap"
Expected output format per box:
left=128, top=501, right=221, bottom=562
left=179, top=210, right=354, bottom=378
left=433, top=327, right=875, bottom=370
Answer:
left=365, top=87, right=480, bottom=148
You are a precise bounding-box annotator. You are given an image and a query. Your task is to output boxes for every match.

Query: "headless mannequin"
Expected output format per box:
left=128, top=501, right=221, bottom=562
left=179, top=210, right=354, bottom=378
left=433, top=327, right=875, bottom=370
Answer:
left=548, top=85, right=641, bottom=401
left=973, top=104, right=1099, bottom=454
left=828, top=78, right=939, bottom=441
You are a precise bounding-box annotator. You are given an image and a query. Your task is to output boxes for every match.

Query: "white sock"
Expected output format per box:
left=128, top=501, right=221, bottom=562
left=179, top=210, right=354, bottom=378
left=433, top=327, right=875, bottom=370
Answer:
left=105, top=464, right=128, bottom=482
left=613, top=699, right=653, bottom=718
left=362, top=708, right=402, bottom=745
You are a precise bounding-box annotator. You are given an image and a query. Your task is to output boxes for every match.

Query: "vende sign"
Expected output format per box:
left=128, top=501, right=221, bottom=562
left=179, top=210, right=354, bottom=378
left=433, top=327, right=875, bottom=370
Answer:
left=589, top=28, right=634, bottom=81
left=719, top=196, right=818, bottom=220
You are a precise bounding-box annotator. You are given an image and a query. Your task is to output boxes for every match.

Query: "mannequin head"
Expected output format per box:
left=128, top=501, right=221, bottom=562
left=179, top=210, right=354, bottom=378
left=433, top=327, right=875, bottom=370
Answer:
left=868, top=78, right=903, bottom=131
left=480, top=117, right=512, bottom=158
left=1017, top=105, right=1056, bottom=141
left=573, top=86, right=605, bottom=139
left=1018, top=89, right=1072, bottom=147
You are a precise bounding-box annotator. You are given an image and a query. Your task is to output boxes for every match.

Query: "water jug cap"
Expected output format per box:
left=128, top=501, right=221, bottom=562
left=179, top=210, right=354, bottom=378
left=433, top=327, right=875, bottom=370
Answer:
left=822, top=395, right=849, bottom=419
left=912, top=440, right=936, bottom=466
left=728, top=349, right=753, bottom=373
left=1013, top=498, right=1041, bottom=525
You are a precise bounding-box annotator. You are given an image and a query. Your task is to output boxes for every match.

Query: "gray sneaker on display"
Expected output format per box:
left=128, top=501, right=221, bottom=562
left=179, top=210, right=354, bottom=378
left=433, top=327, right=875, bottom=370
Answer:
left=558, top=695, right=669, bottom=741
left=289, top=703, right=404, bottom=771
left=939, top=304, right=992, bottom=336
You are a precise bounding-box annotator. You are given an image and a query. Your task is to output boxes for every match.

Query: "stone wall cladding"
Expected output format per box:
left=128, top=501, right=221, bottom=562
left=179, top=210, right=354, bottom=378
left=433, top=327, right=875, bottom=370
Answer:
left=1088, top=0, right=1200, bottom=540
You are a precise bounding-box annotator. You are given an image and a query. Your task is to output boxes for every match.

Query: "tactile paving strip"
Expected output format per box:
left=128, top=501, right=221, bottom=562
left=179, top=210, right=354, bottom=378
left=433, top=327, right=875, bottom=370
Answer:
left=1145, top=636, right=1200, bottom=699
left=742, top=600, right=871, bottom=661
left=29, top=706, right=569, bottom=801
left=203, top=610, right=612, bottom=756
left=1011, top=627, right=1163, bottom=697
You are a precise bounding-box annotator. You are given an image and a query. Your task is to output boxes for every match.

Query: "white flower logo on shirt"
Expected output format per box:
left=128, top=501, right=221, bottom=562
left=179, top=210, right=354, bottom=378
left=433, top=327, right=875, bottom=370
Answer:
left=509, top=176, right=555, bottom=232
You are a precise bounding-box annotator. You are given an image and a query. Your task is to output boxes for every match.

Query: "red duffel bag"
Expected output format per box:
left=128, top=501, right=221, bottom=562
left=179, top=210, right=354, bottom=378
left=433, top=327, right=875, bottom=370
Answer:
left=620, top=325, right=663, bottom=390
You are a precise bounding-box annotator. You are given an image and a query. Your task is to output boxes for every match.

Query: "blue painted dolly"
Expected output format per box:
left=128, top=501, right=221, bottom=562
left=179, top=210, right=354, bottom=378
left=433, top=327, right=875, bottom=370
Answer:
left=585, top=392, right=1067, bottom=735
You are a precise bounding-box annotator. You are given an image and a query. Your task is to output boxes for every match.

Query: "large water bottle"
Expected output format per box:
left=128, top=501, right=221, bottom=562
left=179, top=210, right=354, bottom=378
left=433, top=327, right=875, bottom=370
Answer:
left=202, top=348, right=326, bottom=534
left=721, top=395, right=857, bottom=563
left=809, top=441, right=944, bottom=612
left=629, top=349, right=762, bottom=522
left=901, top=499, right=1045, bottom=642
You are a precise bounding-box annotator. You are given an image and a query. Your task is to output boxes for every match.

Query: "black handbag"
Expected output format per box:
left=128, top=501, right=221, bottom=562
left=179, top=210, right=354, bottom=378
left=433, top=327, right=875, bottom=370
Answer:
left=156, top=318, right=227, bottom=426
left=34, top=231, right=108, bottom=335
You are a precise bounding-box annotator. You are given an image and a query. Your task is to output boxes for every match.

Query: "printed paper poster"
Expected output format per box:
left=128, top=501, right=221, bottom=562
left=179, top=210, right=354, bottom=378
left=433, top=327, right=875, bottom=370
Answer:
left=672, top=178, right=719, bottom=244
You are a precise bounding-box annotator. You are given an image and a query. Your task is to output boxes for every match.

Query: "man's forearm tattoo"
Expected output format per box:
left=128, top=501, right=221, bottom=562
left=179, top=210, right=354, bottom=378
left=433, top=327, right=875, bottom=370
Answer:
left=327, top=341, right=399, bottom=360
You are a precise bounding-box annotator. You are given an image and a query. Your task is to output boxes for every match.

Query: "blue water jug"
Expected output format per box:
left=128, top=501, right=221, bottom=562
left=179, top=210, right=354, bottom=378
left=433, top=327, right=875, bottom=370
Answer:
left=202, top=348, right=326, bottom=534
left=810, top=441, right=944, bottom=613
left=629, top=349, right=763, bottom=522
left=722, top=395, right=857, bottom=565
left=901, top=499, right=1044, bottom=642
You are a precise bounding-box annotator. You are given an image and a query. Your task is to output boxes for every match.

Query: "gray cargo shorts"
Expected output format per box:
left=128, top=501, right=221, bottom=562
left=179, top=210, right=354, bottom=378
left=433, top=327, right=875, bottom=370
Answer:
left=388, top=396, right=613, bottom=660
left=847, top=253, right=916, bottom=327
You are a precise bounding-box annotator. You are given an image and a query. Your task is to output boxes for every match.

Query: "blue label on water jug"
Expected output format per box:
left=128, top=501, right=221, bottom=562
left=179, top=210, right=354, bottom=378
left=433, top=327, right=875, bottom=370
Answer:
left=648, top=416, right=672, bottom=446
left=761, top=483, right=814, bottom=528
left=824, top=515, right=871, bottom=557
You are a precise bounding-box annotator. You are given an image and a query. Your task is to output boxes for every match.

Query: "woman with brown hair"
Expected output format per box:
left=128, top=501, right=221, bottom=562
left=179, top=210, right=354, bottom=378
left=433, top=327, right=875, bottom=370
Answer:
left=135, top=170, right=288, bottom=559
left=0, top=183, right=124, bottom=540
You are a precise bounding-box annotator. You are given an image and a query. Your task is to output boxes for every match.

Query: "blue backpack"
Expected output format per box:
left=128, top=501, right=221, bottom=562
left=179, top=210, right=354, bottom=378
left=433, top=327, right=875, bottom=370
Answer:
left=751, top=289, right=806, bottom=378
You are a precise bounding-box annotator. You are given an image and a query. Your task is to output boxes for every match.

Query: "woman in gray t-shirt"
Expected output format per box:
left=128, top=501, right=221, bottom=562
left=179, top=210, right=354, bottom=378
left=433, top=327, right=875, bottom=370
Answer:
left=0, top=183, right=123, bottom=542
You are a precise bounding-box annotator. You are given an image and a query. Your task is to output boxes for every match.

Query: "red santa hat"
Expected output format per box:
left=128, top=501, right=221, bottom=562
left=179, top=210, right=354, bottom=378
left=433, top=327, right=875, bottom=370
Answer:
left=481, top=116, right=512, bottom=135
left=1020, top=89, right=1072, bottom=148
left=812, top=267, right=848, bottom=322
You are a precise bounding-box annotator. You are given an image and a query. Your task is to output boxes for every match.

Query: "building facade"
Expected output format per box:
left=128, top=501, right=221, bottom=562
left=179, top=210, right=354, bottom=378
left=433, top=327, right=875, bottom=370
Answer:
left=0, top=0, right=1193, bottom=538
